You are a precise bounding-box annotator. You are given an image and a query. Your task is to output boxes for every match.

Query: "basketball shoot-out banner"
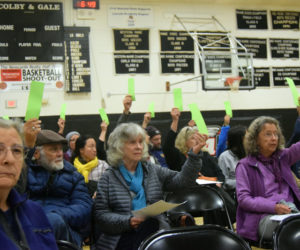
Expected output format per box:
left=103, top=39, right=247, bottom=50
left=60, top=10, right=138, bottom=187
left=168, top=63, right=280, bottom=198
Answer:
left=0, top=63, right=64, bottom=91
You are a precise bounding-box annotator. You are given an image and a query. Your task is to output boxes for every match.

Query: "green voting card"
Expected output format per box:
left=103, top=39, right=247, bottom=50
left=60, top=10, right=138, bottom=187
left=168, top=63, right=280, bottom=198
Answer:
left=128, top=78, right=136, bottom=101
left=60, top=103, right=67, bottom=120
left=148, top=102, right=155, bottom=118
left=173, top=88, right=183, bottom=111
left=99, top=108, right=110, bottom=125
left=188, top=103, right=208, bottom=134
left=224, top=101, right=233, bottom=118
left=286, top=78, right=300, bottom=106
left=25, top=81, right=45, bottom=121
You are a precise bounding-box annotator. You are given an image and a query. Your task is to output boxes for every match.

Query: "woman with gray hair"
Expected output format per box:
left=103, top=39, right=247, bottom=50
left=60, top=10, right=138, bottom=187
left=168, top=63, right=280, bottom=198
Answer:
left=236, top=116, right=300, bottom=246
left=94, top=122, right=207, bottom=250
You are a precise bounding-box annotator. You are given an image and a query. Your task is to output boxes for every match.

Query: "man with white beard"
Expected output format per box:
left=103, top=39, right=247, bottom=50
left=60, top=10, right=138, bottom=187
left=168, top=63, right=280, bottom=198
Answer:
left=25, top=129, right=93, bottom=247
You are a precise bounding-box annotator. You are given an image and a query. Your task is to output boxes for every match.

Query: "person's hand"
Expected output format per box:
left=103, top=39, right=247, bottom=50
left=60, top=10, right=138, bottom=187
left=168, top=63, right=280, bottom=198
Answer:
left=130, top=216, right=145, bottom=229
left=123, top=95, right=132, bottom=114
left=223, top=115, right=230, bottom=126
left=275, top=203, right=291, bottom=215
left=188, top=120, right=196, bottom=127
left=192, top=132, right=208, bottom=154
left=57, top=118, right=65, bottom=134
left=171, top=107, right=180, bottom=121
left=24, top=118, right=42, bottom=148
left=142, top=112, right=151, bottom=128
left=99, top=121, right=108, bottom=142
left=100, top=121, right=108, bottom=132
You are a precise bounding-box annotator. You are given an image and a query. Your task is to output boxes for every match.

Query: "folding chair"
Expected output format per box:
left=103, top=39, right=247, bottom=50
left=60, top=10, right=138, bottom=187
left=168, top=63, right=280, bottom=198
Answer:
left=138, top=225, right=251, bottom=250
left=165, top=185, right=234, bottom=230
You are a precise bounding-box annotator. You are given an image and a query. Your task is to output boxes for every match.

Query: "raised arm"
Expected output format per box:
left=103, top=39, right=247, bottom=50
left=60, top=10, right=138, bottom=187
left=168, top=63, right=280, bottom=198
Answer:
left=24, top=118, right=42, bottom=148
left=170, top=107, right=180, bottom=132
left=162, top=108, right=182, bottom=171
left=142, top=112, right=151, bottom=129
left=57, top=118, right=65, bottom=136
left=216, top=115, right=231, bottom=157
left=117, top=95, right=133, bottom=125
left=286, top=97, right=300, bottom=147
left=97, top=121, right=108, bottom=161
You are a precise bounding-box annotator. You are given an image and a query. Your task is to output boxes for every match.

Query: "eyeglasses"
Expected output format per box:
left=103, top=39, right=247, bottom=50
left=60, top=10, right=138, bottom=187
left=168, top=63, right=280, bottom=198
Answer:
left=263, top=132, right=279, bottom=138
left=0, top=144, right=24, bottom=160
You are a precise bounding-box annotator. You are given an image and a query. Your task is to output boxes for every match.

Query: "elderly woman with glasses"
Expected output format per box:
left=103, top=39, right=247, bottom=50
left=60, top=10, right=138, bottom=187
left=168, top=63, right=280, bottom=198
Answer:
left=0, top=118, right=57, bottom=250
left=94, top=122, right=207, bottom=250
left=236, top=116, right=300, bottom=245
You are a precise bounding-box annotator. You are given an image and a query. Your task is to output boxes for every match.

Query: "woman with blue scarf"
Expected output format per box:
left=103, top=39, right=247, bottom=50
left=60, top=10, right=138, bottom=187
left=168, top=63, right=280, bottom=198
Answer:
left=94, top=122, right=207, bottom=250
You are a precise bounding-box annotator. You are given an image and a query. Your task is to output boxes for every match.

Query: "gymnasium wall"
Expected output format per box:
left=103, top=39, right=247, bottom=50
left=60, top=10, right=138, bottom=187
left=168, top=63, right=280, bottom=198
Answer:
left=0, top=0, right=299, bottom=138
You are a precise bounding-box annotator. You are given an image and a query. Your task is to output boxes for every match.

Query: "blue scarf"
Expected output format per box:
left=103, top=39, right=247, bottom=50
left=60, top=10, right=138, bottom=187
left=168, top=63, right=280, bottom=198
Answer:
left=119, top=162, right=146, bottom=211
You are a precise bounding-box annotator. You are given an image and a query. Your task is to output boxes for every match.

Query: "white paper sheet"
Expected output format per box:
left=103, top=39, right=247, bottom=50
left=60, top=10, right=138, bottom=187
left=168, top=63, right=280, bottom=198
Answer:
left=196, top=179, right=223, bottom=185
left=132, top=200, right=186, bottom=217
left=270, top=212, right=300, bottom=221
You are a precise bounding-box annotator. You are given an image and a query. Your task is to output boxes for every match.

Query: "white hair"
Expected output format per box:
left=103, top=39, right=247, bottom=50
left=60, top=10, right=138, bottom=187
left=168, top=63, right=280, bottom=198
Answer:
left=107, top=123, right=148, bottom=167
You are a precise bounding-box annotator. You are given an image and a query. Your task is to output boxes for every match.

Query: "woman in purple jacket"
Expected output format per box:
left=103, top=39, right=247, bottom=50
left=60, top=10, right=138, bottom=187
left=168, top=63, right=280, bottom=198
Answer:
left=236, top=116, right=300, bottom=246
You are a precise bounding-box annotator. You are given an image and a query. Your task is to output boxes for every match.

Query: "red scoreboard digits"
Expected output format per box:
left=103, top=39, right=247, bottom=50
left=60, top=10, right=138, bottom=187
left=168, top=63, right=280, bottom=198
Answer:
left=73, top=0, right=99, bottom=9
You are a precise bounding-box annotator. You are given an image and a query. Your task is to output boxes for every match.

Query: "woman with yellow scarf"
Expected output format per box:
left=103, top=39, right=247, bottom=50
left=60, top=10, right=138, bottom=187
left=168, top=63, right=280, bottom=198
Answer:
left=72, top=135, right=109, bottom=197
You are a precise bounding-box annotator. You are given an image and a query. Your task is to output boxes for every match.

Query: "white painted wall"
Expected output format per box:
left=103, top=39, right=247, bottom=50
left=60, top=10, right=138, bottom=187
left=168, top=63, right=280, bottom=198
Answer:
left=1, top=0, right=300, bottom=117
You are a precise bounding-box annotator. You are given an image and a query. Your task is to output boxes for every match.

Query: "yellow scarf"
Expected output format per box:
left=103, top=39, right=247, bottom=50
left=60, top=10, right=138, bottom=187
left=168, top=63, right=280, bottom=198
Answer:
left=74, top=157, right=99, bottom=183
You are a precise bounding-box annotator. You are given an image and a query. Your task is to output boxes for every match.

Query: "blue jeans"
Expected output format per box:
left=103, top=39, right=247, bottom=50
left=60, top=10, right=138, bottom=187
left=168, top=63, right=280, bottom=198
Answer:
left=46, top=212, right=82, bottom=247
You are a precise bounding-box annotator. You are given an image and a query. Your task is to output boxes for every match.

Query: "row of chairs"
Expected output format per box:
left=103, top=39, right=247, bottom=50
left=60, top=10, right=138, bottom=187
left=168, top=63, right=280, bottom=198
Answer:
left=137, top=214, right=300, bottom=250
left=57, top=185, right=300, bottom=250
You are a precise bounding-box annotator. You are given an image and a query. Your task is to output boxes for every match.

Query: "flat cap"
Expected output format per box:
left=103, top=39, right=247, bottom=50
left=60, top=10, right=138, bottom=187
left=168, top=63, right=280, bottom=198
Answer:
left=36, top=129, right=67, bottom=146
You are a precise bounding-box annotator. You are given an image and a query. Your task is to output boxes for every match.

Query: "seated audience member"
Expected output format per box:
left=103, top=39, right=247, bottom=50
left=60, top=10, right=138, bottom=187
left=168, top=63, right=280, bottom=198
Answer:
left=64, top=131, right=80, bottom=162
left=72, top=134, right=109, bottom=197
left=216, top=115, right=231, bottom=157
left=162, top=108, right=236, bottom=224
left=145, top=125, right=168, bottom=168
left=0, top=118, right=58, bottom=249
left=218, top=125, right=246, bottom=199
left=94, top=122, right=207, bottom=250
left=142, top=112, right=169, bottom=168
left=163, top=108, right=224, bottom=182
left=25, top=129, right=93, bottom=247
left=236, top=116, right=300, bottom=245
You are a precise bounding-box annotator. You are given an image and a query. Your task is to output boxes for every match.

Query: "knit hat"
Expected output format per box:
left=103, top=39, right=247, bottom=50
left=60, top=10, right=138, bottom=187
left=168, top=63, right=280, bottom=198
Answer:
left=145, top=126, right=160, bottom=139
left=36, top=130, right=67, bottom=146
left=66, top=131, right=80, bottom=145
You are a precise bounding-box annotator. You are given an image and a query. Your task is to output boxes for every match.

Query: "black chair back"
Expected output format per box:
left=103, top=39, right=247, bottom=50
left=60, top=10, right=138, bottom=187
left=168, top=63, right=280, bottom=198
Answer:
left=138, top=225, right=251, bottom=250
left=273, top=214, right=300, bottom=250
left=166, top=185, right=233, bottom=230
left=56, top=240, right=80, bottom=250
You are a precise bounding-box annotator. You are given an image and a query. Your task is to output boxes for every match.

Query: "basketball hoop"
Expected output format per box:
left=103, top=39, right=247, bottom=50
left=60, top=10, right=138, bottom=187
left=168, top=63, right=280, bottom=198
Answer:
left=224, top=76, right=242, bottom=91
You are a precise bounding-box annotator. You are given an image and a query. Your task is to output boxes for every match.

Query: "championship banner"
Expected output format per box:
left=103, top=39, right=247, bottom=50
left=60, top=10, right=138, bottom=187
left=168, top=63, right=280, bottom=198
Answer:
left=0, top=63, right=64, bottom=91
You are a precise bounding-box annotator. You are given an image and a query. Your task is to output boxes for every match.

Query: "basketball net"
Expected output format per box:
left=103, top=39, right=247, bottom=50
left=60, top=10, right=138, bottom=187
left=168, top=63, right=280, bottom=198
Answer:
left=224, top=76, right=242, bottom=92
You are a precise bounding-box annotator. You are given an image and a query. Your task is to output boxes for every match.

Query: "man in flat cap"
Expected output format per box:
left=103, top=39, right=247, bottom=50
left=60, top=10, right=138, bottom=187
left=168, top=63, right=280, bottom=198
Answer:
left=25, top=129, right=93, bottom=247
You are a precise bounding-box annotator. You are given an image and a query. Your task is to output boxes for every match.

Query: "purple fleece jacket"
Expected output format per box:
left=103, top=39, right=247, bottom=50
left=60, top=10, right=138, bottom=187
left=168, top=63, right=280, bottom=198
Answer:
left=235, top=141, right=300, bottom=241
